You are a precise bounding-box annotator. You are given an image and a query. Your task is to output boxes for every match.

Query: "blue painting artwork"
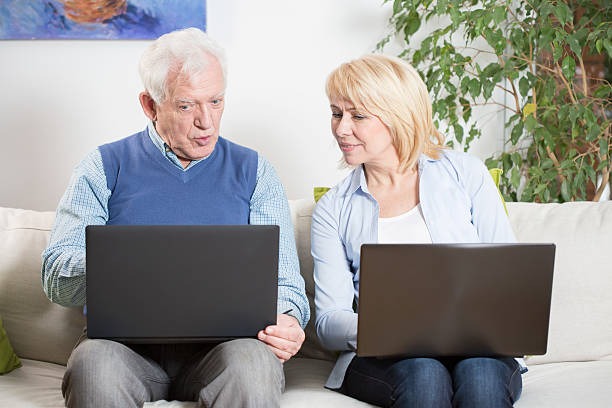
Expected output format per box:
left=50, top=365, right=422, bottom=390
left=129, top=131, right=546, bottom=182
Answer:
left=0, top=0, right=206, bottom=40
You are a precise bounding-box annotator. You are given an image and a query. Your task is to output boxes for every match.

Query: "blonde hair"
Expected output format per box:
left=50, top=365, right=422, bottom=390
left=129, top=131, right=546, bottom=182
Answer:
left=326, top=54, right=445, bottom=172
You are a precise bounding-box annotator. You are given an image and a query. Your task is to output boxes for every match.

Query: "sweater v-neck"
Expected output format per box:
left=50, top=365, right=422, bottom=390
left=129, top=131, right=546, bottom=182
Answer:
left=139, top=131, right=218, bottom=184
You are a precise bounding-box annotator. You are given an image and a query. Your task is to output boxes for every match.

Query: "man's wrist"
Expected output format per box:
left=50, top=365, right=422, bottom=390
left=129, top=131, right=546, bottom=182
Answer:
left=280, top=309, right=301, bottom=326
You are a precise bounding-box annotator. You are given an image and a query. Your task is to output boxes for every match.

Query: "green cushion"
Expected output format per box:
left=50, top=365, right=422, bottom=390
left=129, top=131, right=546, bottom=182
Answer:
left=314, top=168, right=507, bottom=215
left=313, top=187, right=331, bottom=204
left=488, top=168, right=508, bottom=215
left=0, top=316, right=21, bottom=374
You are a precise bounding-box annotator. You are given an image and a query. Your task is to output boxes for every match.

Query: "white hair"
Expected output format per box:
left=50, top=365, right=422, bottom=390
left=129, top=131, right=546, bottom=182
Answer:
left=139, top=27, right=227, bottom=104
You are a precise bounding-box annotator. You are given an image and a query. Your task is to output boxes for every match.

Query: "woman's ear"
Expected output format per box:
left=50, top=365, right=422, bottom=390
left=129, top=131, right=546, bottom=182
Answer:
left=139, top=92, right=157, bottom=122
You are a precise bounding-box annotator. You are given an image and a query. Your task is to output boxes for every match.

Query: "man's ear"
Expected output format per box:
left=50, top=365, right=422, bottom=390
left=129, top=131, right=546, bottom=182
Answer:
left=139, top=92, right=157, bottom=121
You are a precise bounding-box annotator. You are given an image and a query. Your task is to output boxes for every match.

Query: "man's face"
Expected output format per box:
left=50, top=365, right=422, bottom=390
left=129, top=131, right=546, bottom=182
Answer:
left=146, top=53, right=225, bottom=167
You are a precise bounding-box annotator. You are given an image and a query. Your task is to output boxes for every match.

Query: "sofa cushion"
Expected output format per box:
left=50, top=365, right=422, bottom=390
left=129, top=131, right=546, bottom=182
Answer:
left=289, top=199, right=338, bottom=362
left=507, top=202, right=612, bottom=365
left=281, top=358, right=376, bottom=407
left=4, top=359, right=610, bottom=408
left=516, top=360, right=612, bottom=407
left=0, top=207, right=85, bottom=366
left=0, top=358, right=65, bottom=407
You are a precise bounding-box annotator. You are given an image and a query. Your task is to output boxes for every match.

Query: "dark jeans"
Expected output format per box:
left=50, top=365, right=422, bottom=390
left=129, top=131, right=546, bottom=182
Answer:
left=339, top=356, right=522, bottom=408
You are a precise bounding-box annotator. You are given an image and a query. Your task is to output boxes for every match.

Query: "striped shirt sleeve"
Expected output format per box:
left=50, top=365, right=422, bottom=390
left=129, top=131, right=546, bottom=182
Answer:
left=250, top=156, right=310, bottom=328
left=41, top=148, right=110, bottom=307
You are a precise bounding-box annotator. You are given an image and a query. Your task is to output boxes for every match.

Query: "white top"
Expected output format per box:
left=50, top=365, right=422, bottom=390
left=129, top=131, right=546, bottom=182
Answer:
left=378, top=203, right=433, bottom=244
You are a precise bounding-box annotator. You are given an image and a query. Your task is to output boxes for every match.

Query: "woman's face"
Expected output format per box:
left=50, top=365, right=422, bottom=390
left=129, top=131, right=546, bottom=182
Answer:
left=330, top=97, right=397, bottom=167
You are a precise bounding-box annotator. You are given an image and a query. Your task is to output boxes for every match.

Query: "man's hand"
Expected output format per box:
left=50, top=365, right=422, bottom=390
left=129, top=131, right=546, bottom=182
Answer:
left=257, top=313, right=305, bottom=363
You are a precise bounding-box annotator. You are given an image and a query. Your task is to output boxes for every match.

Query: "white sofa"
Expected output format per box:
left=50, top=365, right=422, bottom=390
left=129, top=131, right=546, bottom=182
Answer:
left=1, top=199, right=611, bottom=407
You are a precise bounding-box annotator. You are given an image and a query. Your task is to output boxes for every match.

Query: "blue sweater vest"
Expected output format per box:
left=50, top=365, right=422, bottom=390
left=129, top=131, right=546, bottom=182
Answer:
left=99, top=130, right=257, bottom=225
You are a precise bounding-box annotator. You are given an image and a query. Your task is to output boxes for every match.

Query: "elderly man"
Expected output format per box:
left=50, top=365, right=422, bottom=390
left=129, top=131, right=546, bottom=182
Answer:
left=41, top=28, right=309, bottom=408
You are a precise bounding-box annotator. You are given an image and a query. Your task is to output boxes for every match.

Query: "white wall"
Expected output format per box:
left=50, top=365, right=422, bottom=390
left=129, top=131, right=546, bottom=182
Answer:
left=0, top=0, right=502, bottom=211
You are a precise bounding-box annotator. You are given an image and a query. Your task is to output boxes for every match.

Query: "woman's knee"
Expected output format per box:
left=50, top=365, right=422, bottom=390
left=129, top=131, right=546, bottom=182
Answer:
left=453, top=358, right=520, bottom=407
left=390, top=358, right=452, bottom=407
left=391, top=358, right=451, bottom=386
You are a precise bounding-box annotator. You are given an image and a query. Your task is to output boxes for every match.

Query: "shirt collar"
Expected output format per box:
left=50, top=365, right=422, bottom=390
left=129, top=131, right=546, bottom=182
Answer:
left=146, top=121, right=169, bottom=156
left=347, top=165, right=369, bottom=196
left=346, top=152, right=441, bottom=197
left=421, top=152, right=438, bottom=163
left=146, top=121, right=211, bottom=171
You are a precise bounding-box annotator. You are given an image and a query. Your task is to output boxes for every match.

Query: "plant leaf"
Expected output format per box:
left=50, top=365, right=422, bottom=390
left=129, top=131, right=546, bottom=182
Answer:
left=604, top=39, right=612, bottom=58
left=510, top=122, right=523, bottom=144
left=511, top=167, right=520, bottom=189
left=594, top=85, right=611, bottom=99
left=534, top=183, right=547, bottom=195
left=493, top=6, right=506, bottom=25
left=600, top=138, right=608, bottom=159
left=460, top=76, right=470, bottom=94
left=552, top=3, right=568, bottom=25
left=523, top=103, right=537, bottom=118
left=524, top=115, right=538, bottom=132
left=587, top=166, right=597, bottom=185
left=567, top=34, right=582, bottom=58
left=453, top=123, right=464, bottom=143
left=459, top=97, right=471, bottom=121
left=468, top=78, right=481, bottom=98
left=393, top=0, right=402, bottom=15
left=482, top=80, right=495, bottom=101
left=519, top=77, right=530, bottom=97
left=553, top=43, right=563, bottom=61
left=541, top=158, right=554, bottom=169
left=561, top=179, right=570, bottom=202
left=561, top=56, right=576, bottom=81
left=404, top=11, right=421, bottom=36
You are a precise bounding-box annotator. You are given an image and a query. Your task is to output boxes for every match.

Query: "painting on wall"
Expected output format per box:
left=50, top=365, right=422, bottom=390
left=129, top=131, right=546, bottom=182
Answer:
left=0, top=0, right=206, bottom=40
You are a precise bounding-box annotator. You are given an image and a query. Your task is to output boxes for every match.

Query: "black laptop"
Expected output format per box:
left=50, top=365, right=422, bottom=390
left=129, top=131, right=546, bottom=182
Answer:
left=357, top=243, right=555, bottom=358
left=85, top=225, right=279, bottom=343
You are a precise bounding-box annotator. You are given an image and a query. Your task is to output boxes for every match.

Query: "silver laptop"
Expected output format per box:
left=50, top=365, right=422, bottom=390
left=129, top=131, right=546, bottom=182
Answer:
left=357, top=243, right=555, bottom=358
left=86, top=225, right=279, bottom=343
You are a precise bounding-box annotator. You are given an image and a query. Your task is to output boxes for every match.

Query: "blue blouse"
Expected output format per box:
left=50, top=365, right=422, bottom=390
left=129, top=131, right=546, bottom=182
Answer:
left=311, top=149, right=522, bottom=388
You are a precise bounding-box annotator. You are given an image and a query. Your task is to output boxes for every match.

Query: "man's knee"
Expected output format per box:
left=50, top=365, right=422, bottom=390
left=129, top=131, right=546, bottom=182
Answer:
left=65, top=340, right=119, bottom=385
left=216, top=338, right=284, bottom=390
left=195, top=339, right=284, bottom=407
left=63, top=339, right=162, bottom=408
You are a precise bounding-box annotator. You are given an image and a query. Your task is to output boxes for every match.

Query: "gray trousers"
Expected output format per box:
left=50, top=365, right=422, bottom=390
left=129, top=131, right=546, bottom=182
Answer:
left=62, top=333, right=285, bottom=408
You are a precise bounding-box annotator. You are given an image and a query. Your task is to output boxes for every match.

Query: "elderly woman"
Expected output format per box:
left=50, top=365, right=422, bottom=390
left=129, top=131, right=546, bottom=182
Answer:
left=311, top=54, right=524, bottom=407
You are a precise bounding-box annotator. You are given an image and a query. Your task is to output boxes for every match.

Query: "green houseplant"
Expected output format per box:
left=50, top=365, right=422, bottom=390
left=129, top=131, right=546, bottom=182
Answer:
left=378, top=0, right=611, bottom=202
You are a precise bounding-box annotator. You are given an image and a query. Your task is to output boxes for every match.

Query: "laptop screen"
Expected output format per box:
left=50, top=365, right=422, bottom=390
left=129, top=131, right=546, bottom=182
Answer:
left=86, top=225, right=279, bottom=343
